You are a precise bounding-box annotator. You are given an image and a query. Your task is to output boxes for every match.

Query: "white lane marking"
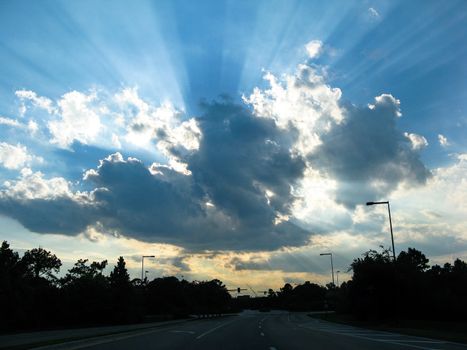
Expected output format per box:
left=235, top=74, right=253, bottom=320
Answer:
left=298, top=325, right=446, bottom=350
left=195, top=318, right=238, bottom=340
left=387, top=340, right=445, bottom=344
left=269, top=347, right=277, bottom=350
left=336, top=332, right=402, bottom=337
left=260, top=332, right=265, bottom=337
left=382, top=341, right=442, bottom=350
left=170, top=330, right=195, bottom=334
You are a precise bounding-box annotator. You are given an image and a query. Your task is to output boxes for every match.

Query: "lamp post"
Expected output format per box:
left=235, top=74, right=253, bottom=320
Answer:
left=320, top=253, right=334, bottom=285
left=336, top=270, right=340, bottom=287
left=142, top=255, right=155, bottom=281
left=366, top=201, right=396, bottom=261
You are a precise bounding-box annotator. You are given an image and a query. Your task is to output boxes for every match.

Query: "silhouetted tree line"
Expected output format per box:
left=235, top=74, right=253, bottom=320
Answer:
left=231, top=283, right=328, bottom=312
left=3, top=241, right=466, bottom=331
left=336, top=247, right=467, bottom=322
left=0, top=241, right=231, bottom=332
left=233, top=246, right=467, bottom=322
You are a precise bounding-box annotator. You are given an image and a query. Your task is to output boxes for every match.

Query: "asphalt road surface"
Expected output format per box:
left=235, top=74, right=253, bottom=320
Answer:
left=34, top=311, right=467, bottom=350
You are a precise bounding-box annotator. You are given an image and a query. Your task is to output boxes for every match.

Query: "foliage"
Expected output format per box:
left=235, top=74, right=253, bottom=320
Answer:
left=0, top=242, right=232, bottom=331
left=21, top=247, right=62, bottom=280
left=2, top=240, right=467, bottom=331
left=336, top=246, right=467, bottom=322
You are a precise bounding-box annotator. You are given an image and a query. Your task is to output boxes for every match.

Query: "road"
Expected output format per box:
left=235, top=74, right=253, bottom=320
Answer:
left=33, top=311, right=467, bottom=350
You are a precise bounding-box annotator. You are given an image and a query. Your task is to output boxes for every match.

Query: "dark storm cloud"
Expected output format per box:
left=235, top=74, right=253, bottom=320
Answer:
left=0, top=196, right=97, bottom=235
left=0, top=95, right=432, bottom=252
left=310, top=94, right=431, bottom=208
left=187, top=99, right=305, bottom=229
left=0, top=99, right=309, bottom=251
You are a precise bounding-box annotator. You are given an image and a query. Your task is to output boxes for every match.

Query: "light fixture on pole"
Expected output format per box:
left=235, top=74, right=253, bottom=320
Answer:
left=366, top=201, right=396, bottom=261
left=142, top=255, right=155, bottom=281
left=320, top=252, right=334, bottom=285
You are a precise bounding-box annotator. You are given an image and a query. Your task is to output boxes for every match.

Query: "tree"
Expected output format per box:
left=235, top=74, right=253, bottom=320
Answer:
left=348, top=247, right=396, bottom=320
left=0, top=241, right=27, bottom=329
left=109, top=257, right=134, bottom=323
left=397, top=248, right=429, bottom=272
left=0, top=241, right=20, bottom=273
left=60, top=259, right=110, bottom=325
left=109, top=256, right=130, bottom=288
left=21, top=247, right=61, bottom=280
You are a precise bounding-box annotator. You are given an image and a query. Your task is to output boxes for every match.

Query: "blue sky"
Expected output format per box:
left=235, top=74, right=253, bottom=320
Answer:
left=0, top=0, right=466, bottom=289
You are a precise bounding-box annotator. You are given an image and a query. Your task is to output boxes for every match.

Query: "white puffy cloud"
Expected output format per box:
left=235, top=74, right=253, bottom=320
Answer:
left=48, top=91, right=102, bottom=148
left=15, top=90, right=55, bottom=114
left=14, top=87, right=202, bottom=174
left=0, top=142, right=42, bottom=170
left=0, top=116, right=38, bottom=136
left=438, top=134, right=449, bottom=147
left=305, top=40, right=323, bottom=59
left=2, top=171, right=74, bottom=200
left=368, top=93, right=402, bottom=117
left=404, top=132, right=428, bottom=150
left=27, top=120, right=39, bottom=135
left=0, top=116, right=21, bottom=127
left=117, top=87, right=201, bottom=174
left=244, top=65, right=343, bottom=156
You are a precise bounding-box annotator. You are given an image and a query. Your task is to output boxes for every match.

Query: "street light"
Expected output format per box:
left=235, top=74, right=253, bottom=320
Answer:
left=336, top=270, right=340, bottom=287
left=366, top=201, right=396, bottom=261
left=142, top=255, right=155, bottom=281
left=320, top=253, right=334, bottom=285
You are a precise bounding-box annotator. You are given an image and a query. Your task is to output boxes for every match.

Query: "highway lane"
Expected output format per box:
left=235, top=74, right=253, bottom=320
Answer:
left=34, top=311, right=467, bottom=350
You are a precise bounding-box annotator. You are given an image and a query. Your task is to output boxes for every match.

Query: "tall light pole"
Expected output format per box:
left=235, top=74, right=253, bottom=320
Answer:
left=142, top=255, right=155, bottom=281
left=320, top=253, right=334, bottom=285
left=366, top=201, right=396, bottom=261
left=336, top=270, right=340, bottom=287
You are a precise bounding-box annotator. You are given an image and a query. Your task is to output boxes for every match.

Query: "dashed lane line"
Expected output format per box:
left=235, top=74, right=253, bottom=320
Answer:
left=195, top=318, right=239, bottom=340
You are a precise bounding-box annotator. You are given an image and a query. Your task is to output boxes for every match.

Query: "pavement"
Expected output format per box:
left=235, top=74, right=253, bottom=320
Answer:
left=3, top=311, right=467, bottom=350
left=0, top=317, right=194, bottom=349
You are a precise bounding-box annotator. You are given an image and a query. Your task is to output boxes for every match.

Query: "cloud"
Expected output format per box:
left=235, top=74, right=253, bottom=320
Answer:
left=309, top=95, right=430, bottom=208
left=15, top=90, right=55, bottom=115
left=438, top=134, right=449, bottom=147
left=305, top=40, right=323, bottom=59
left=119, top=87, right=201, bottom=174
left=244, top=65, right=343, bottom=156
left=0, top=142, right=42, bottom=170
left=246, top=66, right=430, bottom=210
left=0, top=171, right=97, bottom=235
left=0, top=116, right=38, bottom=135
left=367, top=7, right=380, bottom=20
left=48, top=91, right=102, bottom=148
left=404, top=132, right=428, bottom=150
left=0, top=116, right=21, bottom=128
left=0, top=99, right=309, bottom=251
left=0, top=45, right=435, bottom=255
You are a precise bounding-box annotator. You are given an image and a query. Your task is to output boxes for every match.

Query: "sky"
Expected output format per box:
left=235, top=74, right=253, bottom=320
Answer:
left=0, top=0, right=466, bottom=292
